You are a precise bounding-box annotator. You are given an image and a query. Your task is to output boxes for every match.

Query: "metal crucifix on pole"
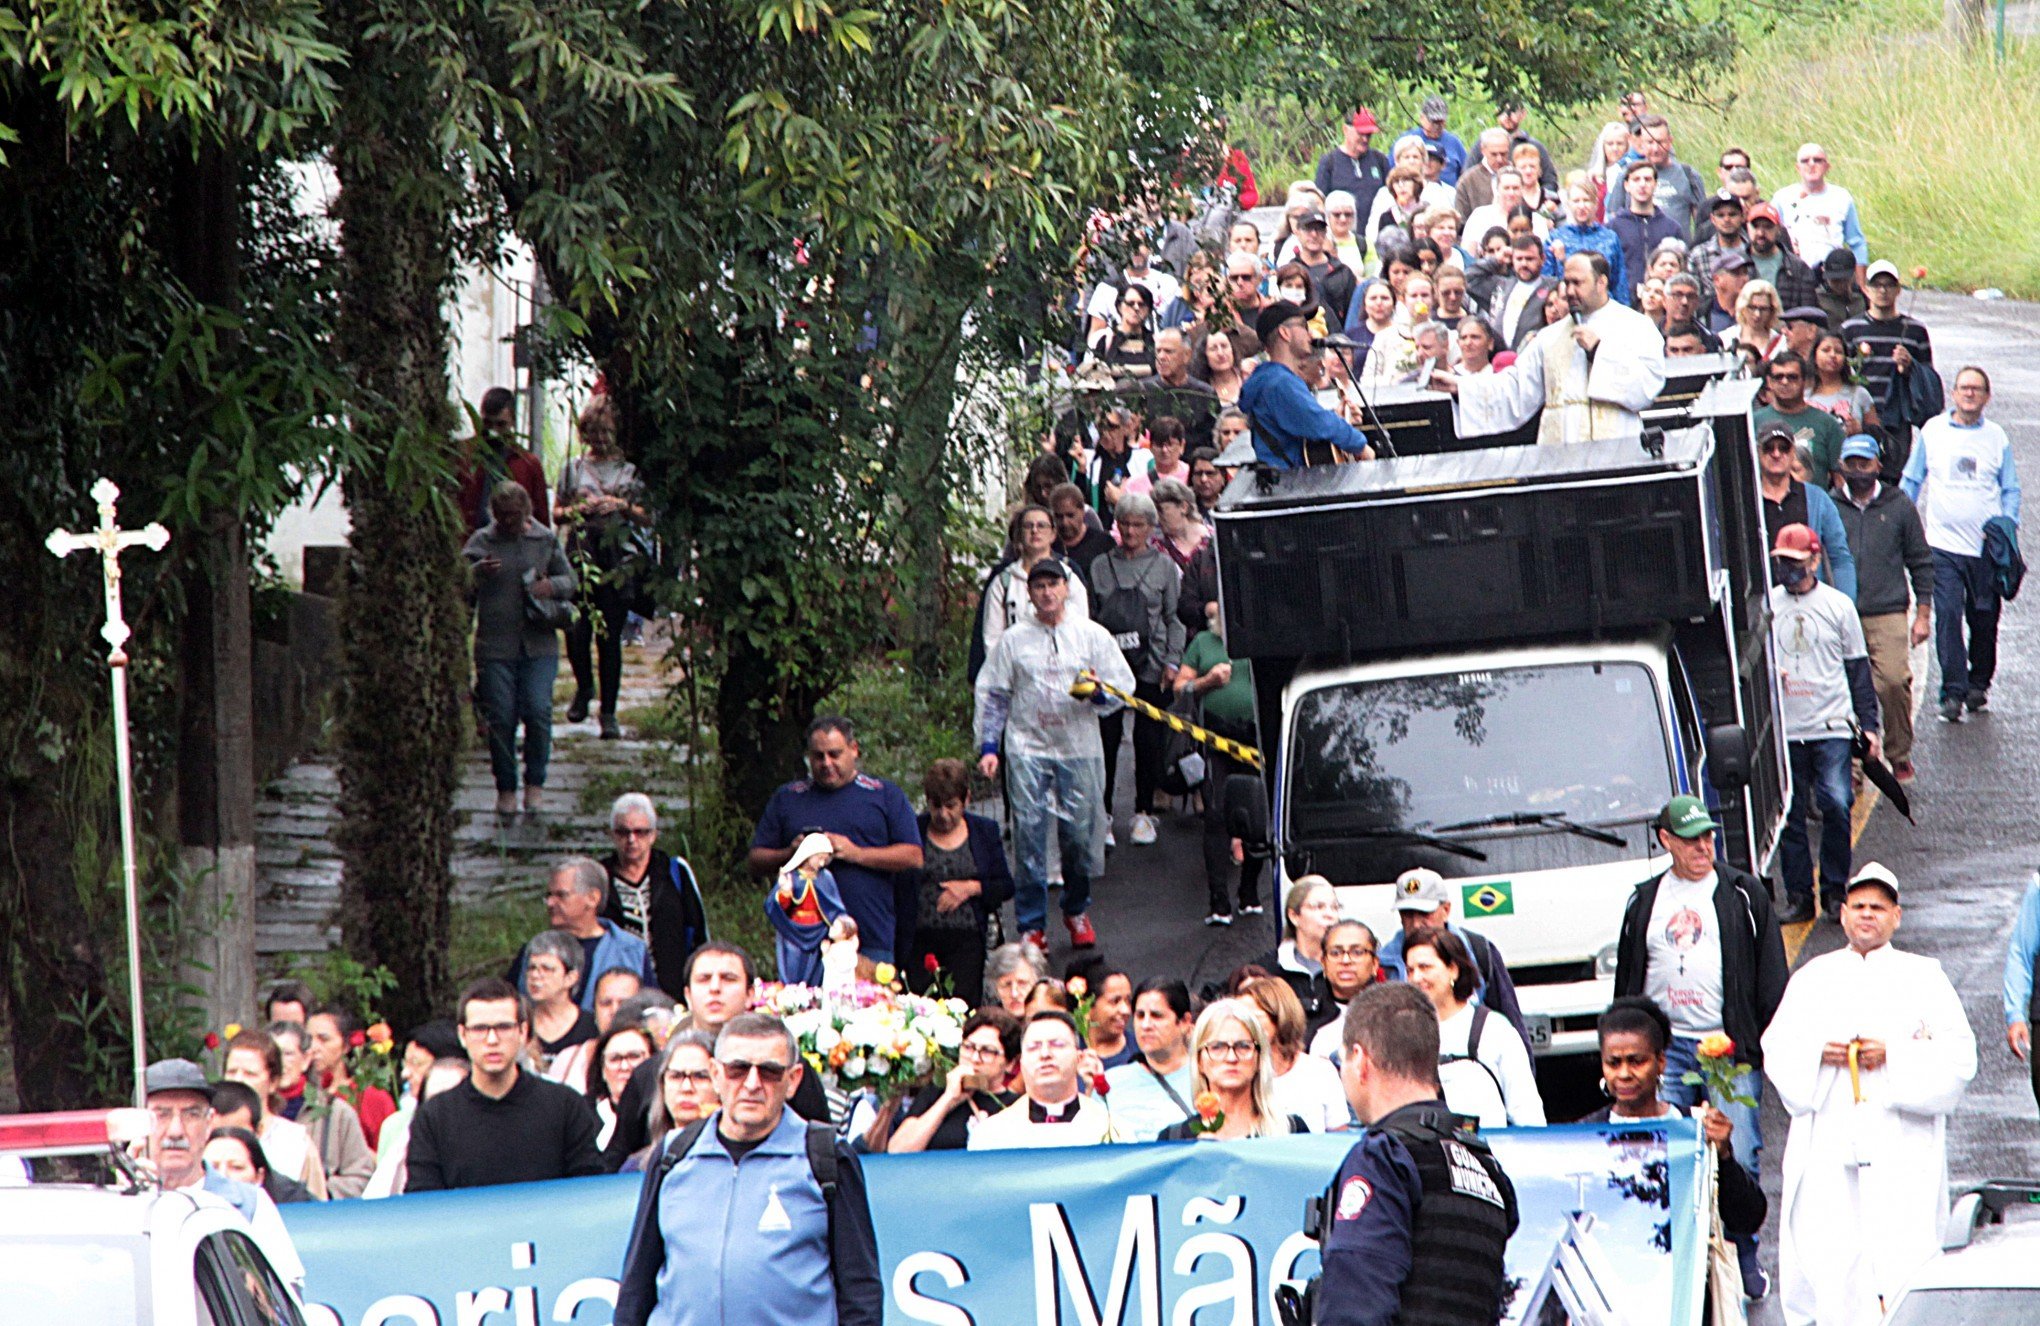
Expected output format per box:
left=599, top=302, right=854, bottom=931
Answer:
left=47, top=478, right=171, bottom=1108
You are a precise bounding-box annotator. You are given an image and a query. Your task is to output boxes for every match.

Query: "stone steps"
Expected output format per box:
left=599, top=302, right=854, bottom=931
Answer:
left=254, top=625, right=695, bottom=961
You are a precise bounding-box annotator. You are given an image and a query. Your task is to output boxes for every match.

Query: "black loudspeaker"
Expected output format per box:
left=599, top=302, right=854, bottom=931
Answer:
left=1215, top=433, right=1716, bottom=659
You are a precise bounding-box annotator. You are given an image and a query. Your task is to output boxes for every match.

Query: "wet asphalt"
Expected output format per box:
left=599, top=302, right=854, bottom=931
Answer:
left=1014, top=288, right=2040, bottom=1318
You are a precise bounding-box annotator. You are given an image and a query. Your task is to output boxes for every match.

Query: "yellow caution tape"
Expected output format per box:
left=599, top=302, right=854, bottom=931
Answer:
left=1069, top=673, right=1264, bottom=771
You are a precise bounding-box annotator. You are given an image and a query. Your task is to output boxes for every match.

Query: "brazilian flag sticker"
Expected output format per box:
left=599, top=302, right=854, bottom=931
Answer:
left=1463, top=880, right=1515, bottom=917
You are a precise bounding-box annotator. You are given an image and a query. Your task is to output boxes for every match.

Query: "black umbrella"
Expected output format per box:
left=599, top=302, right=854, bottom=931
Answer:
left=1853, top=730, right=1913, bottom=824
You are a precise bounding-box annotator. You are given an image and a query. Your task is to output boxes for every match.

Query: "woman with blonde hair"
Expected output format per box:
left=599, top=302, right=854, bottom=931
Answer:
left=1585, top=121, right=1630, bottom=216
left=1159, top=998, right=1304, bottom=1140
left=1724, top=278, right=1784, bottom=360
left=1240, top=976, right=1352, bottom=1131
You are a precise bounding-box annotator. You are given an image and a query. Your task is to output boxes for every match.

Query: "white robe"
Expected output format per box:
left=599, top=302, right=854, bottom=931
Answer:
left=1453, top=298, right=1666, bottom=446
left=1761, top=943, right=1976, bottom=1326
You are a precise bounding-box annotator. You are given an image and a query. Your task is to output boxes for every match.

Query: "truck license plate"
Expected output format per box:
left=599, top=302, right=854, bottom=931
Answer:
left=1525, top=1015, right=1553, bottom=1052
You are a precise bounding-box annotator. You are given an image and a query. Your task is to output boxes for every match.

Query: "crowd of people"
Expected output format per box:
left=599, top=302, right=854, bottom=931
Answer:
left=133, top=777, right=1988, bottom=1321
left=116, top=93, right=2028, bottom=1326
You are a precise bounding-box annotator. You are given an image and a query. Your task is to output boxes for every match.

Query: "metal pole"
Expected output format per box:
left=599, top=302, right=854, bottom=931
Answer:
left=109, top=653, right=149, bottom=1108
left=1997, top=0, right=2007, bottom=58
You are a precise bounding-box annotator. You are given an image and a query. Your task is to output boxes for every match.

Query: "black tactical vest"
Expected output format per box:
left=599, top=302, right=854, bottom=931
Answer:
left=1377, top=1108, right=1518, bottom=1326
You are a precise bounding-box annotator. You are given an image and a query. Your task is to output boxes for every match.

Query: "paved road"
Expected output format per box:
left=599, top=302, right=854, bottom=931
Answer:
left=1026, top=288, right=2040, bottom=1314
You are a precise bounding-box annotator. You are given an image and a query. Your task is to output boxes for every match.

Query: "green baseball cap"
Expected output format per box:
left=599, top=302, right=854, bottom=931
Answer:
left=1656, top=795, right=1719, bottom=839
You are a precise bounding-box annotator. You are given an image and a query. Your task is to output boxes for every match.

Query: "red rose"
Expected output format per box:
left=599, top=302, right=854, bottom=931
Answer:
left=923, top=953, right=941, bottom=975
left=202, top=1032, right=221, bottom=1051
left=348, top=1029, right=366, bottom=1048
left=1092, top=1073, right=1111, bottom=1097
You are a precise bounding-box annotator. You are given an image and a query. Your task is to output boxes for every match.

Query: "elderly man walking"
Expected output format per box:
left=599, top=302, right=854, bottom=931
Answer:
left=615, top=1012, right=882, bottom=1326
left=511, top=857, right=657, bottom=1012
left=1763, top=865, right=1976, bottom=1326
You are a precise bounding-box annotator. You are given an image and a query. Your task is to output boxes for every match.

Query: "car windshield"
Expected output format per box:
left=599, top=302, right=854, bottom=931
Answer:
left=1886, top=1287, right=2040, bottom=1325
left=0, top=1235, right=148, bottom=1325
left=1286, top=662, right=1674, bottom=841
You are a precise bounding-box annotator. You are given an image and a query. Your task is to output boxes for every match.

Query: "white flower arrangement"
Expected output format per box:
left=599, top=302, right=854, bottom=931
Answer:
left=756, top=978, right=972, bottom=1096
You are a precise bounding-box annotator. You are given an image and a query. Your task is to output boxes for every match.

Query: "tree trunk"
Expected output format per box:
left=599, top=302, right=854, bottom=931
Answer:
left=887, top=254, right=980, bottom=681
left=714, top=630, right=828, bottom=823
left=329, top=54, right=470, bottom=1033
left=167, top=143, right=259, bottom=1028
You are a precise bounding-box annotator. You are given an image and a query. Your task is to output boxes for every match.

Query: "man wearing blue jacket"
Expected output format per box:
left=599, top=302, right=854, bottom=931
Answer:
left=1237, top=300, right=1375, bottom=469
left=616, top=1013, right=882, bottom=1326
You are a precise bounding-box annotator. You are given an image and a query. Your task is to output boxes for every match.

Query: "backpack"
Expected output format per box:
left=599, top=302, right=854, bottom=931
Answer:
left=654, top=1117, right=839, bottom=1212
left=1437, top=1005, right=1508, bottom=1122
left=1092, top=556, right=1153, bottom=677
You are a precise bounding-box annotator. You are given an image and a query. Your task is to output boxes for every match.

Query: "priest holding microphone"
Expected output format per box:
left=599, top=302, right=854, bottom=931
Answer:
left=1762, top=862, right=1976, bottom=1326
left=1433, top=251, right=1665, bottom=447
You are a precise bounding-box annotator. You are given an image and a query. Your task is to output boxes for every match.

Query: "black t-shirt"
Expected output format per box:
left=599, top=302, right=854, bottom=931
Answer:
left=538, top=1009, right=598, bottom=1057
left=1062, top=527, right=1118, bottom=595
left=900, top=1084, right=1018, bottom=1152
left=405, top=1072, right=604, bottom=1191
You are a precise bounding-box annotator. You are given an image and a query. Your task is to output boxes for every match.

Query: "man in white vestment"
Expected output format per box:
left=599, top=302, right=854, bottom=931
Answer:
left=1435, top=251, right=1666, bottom=446
left=1762, top=863, right=1976, bottom=1326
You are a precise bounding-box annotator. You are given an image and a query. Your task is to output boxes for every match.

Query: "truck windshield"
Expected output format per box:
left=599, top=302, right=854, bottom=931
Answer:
left=1287, top=662, right=1674, bottom=843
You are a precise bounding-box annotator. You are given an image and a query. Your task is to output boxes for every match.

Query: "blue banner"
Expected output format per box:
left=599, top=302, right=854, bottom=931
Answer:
left=285, top=1121, right=1702, bottom=1326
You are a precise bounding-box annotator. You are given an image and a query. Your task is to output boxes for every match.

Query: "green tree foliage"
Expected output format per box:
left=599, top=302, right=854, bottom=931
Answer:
left=0, top=20, right=347, bottom=1104
left=323, top=0, right=684, bottom=1031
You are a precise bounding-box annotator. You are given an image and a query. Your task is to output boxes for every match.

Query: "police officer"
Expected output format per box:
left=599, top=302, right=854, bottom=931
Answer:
left=1302, top=983, right=1518, bottom=1326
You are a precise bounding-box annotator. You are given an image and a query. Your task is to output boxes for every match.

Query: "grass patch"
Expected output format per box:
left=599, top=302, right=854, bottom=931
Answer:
left=450, top=894, right=546, bottom=989
left=1234, top=2, right=2040, bottom=295
left=1540, top=0, right=2037, bottom=297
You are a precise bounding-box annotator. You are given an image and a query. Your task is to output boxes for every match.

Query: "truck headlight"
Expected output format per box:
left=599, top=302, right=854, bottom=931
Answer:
left=1595, top=943, right=1620, bottom=979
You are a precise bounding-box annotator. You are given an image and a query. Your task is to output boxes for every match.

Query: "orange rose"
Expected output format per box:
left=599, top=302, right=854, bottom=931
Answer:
left=1066, top=976, right=1089, bottom=999
left=366, top=1022, right=393, bottom=1045
left=1697, top=1032, right=1736, bottom=1060
left=1194, top=1090, right=1222, bottom=1122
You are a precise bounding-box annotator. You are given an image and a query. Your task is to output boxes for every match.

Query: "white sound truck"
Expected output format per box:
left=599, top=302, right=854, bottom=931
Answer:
left=1213, top=367, right=1789, bottom=1060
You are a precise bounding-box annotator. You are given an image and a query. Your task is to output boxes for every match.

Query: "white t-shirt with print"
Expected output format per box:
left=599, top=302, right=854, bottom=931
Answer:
left=1644, top=870, right=1726, bottom=1038
left=1771, top=581, right=1869, bottom=740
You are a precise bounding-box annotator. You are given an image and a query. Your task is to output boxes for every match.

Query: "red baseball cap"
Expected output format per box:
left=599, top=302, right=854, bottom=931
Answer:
left=1744, top=202, right=1781, bottom=224
left=1772, top=522, right=1822, bottom=561
left=1351, top=108, right=1380, bottom=133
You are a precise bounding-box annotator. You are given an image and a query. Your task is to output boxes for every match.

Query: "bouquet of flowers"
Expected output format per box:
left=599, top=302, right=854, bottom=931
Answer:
left=758, top=979, right=970, bottom=1097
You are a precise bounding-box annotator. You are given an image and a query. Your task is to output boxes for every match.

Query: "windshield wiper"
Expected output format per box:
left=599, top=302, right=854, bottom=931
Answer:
left=1296, top=828, right=1489, bottom=863
left=1432, top=811, right=1626, bottom=847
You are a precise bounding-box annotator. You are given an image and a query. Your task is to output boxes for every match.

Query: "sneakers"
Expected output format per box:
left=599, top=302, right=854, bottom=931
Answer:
left=1130, top=813, right=1158, bottom=845
left=1967, top=688, right=1990, bottom=713
left=1892, top=759, right=1915, bottom=785
left=1938, top=698, right=1965, bottom=723
left=1021, top=930, right=1048, bottom=952
left=1204, top=911, right=1234, bottom=927
left=1066, top=912, right=1098, bottom=948
left=1239, top=902, right=1265, bottom=916
left=1104, top=826, right=1117, bottom=850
